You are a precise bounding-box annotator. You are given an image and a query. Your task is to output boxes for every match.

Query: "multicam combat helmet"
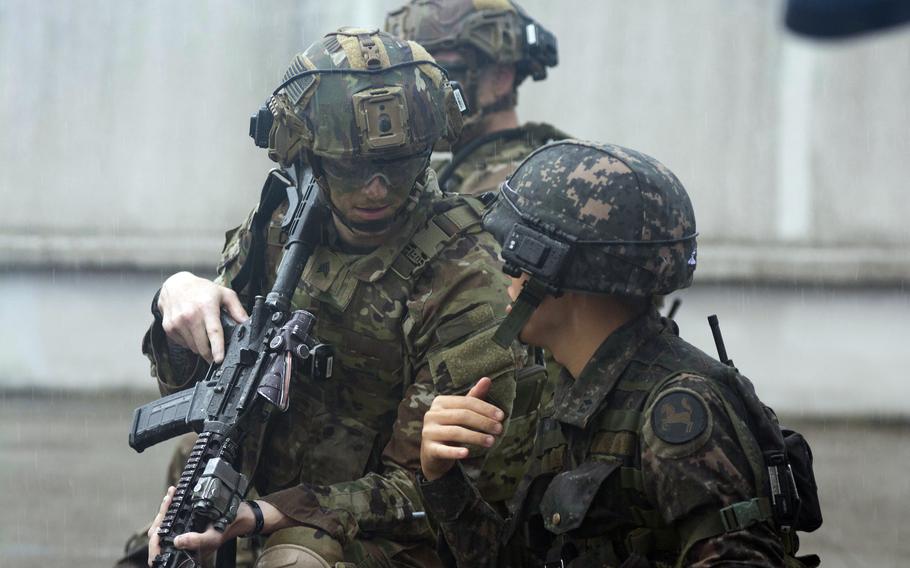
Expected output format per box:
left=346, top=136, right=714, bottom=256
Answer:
left=261, top=28, right=466, bottom=230
left=483, top=140, right=699, bottom=347
left=385, top=0, right=556, bottom=120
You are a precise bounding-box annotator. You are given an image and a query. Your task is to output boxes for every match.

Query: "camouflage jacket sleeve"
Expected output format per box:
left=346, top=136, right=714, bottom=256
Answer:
left=418, top=464, right=506, bottom=568
left=641, top=373, right=786, bottom=566
left=140, top=209, right=258, bottom=396
left=259, top=228, right=521, bottom=545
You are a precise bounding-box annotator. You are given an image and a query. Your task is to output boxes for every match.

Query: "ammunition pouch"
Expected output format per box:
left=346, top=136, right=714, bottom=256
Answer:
left=782, top=428, right=822, bottom=532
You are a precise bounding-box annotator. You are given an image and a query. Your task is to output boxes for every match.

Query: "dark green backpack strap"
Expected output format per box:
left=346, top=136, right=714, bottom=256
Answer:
left=674, top=497, right=774, bottom=567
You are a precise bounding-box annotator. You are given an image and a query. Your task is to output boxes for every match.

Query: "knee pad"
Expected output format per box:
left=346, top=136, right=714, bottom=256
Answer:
left=254, top=544, right=334, bottom=568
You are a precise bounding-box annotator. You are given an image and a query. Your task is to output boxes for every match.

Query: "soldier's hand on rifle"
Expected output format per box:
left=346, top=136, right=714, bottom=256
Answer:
left=158, top=271, right=248, bottom=363
left=420, top=377, right=505, bottom=481
left=147, top=486, right=178, bottom=566
left=147, top=486, right=290, bottom=566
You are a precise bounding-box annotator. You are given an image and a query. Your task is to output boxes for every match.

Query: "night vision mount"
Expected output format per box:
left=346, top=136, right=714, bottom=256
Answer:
left=250, top=101, right=274, bottom=149
left=522, top=20, right=557, bottom=80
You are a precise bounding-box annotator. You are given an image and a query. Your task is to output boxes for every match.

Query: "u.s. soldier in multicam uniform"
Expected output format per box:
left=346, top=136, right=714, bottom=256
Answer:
left=385, top=0, right=570, bottom=196
left=384, top=0, right=571, bottom=426
left=416, top=141, right=813, bottom=567
left=136, top=29, right=536, bottom=568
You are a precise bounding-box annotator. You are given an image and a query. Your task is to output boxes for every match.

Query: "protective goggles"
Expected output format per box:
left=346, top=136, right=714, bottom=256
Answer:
left=318, top=152, right=431, bottom=195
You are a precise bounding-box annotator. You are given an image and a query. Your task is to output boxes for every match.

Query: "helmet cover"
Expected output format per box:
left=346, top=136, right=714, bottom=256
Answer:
left=267, top=28, right=464, bottom=166
left=483, top=140, right=698, bottom=298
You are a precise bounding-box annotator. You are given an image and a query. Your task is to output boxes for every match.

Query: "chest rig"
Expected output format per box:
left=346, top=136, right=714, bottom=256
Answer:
left=228, top=186, right=487, bottom=493
left=512, top=328, right=783, bottom=568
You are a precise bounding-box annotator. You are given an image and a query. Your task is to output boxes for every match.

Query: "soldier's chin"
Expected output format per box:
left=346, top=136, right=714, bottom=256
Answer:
left=517, top=328, right=535, bottom=347
left=347, top=216, right=396, bottom=234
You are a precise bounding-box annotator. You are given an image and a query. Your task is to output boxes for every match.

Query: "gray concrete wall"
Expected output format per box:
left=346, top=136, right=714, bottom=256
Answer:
left=1, top=1, right=908, bottom=412
left=2, top=270, right=907, bottom=417
left=516, top=1, right=910, bottom=283
left=1, top=0, right=908, bottom=281
left=0, top=0, right=394, bottom=268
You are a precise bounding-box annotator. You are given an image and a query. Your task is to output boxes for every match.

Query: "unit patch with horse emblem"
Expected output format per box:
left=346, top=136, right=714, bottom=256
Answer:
left=651, top=390, right=708, bottom=444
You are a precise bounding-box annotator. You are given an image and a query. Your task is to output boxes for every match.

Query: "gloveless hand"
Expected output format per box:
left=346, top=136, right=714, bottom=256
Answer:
left=147, top=487, right=289, bottom=566
left=158, top=271, right=248, bottom=363
left=420, top=377, right=505, bottom=481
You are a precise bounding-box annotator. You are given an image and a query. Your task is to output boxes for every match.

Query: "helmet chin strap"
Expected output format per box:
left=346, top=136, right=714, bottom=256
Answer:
left=492, top=277, right=550, bottom=349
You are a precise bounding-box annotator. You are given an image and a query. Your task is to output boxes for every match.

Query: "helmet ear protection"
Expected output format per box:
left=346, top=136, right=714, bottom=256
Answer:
left=249, top=91, right=315, bottom=168
left=443, top=80, right=468, bottom=143
left=249, top=104, right=273, bottom=149
left=262, top=94, right=315, bottom=167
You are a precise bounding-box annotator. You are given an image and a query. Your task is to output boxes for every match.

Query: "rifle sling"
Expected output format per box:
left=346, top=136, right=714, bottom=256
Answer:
left=231, top=174, right=294, bottom=298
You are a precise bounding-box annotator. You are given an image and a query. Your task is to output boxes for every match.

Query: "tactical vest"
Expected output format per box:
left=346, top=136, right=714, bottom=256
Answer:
left=248, top=194, right=487, bottom=492
left=220, top=186, right=542, bottom=508
left=513, top=327, right=813, bottom=568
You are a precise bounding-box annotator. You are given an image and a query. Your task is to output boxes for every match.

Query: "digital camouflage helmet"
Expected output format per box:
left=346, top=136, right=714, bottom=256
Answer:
left=255, top=28, right=467, bottom=231
left=483, top=140, right=698, bottom=347
left=385, top=0, right=557, bottom=122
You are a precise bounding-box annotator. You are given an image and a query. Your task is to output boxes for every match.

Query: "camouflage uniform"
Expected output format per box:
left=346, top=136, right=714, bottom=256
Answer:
left=385, top=0, right=568, bottom=196
left=418, top=141, right=793, bottom=566
left=153, top=170, right=521, bottom=565
left=420, top=311, right=787, bottom=567
left=131, top=30, right=528, bottom=568
left=385, top=0, right=568, bottom=463
left=430, top=122, right=569, bottom=195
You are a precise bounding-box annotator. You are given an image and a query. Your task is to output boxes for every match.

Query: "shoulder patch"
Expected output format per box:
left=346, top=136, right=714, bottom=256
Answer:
left=651, top=389, right=708, bottom=444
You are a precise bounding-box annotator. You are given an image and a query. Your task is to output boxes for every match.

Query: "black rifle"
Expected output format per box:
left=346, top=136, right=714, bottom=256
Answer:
left=129, top=166, right=332, bottom=568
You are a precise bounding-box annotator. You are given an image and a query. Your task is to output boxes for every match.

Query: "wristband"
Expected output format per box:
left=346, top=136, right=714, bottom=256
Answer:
left=243, top=500, right=265, bottom=537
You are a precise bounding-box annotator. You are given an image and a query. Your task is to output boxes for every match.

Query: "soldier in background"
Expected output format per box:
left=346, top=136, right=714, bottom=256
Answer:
left=385, top=0, right=570, bottom=433
left=385, top=0, right=570, bottom=196
left=135, top=28, right=527, bottom=568
left=417, top=141, right=801, bottom=566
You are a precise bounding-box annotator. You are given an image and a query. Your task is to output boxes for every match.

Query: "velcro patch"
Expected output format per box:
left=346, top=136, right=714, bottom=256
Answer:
left=435, top=304, right=495, bottom=346
left=651, top=390, right=708, bottom=445
left=428, top=323, right=514, bottom=394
